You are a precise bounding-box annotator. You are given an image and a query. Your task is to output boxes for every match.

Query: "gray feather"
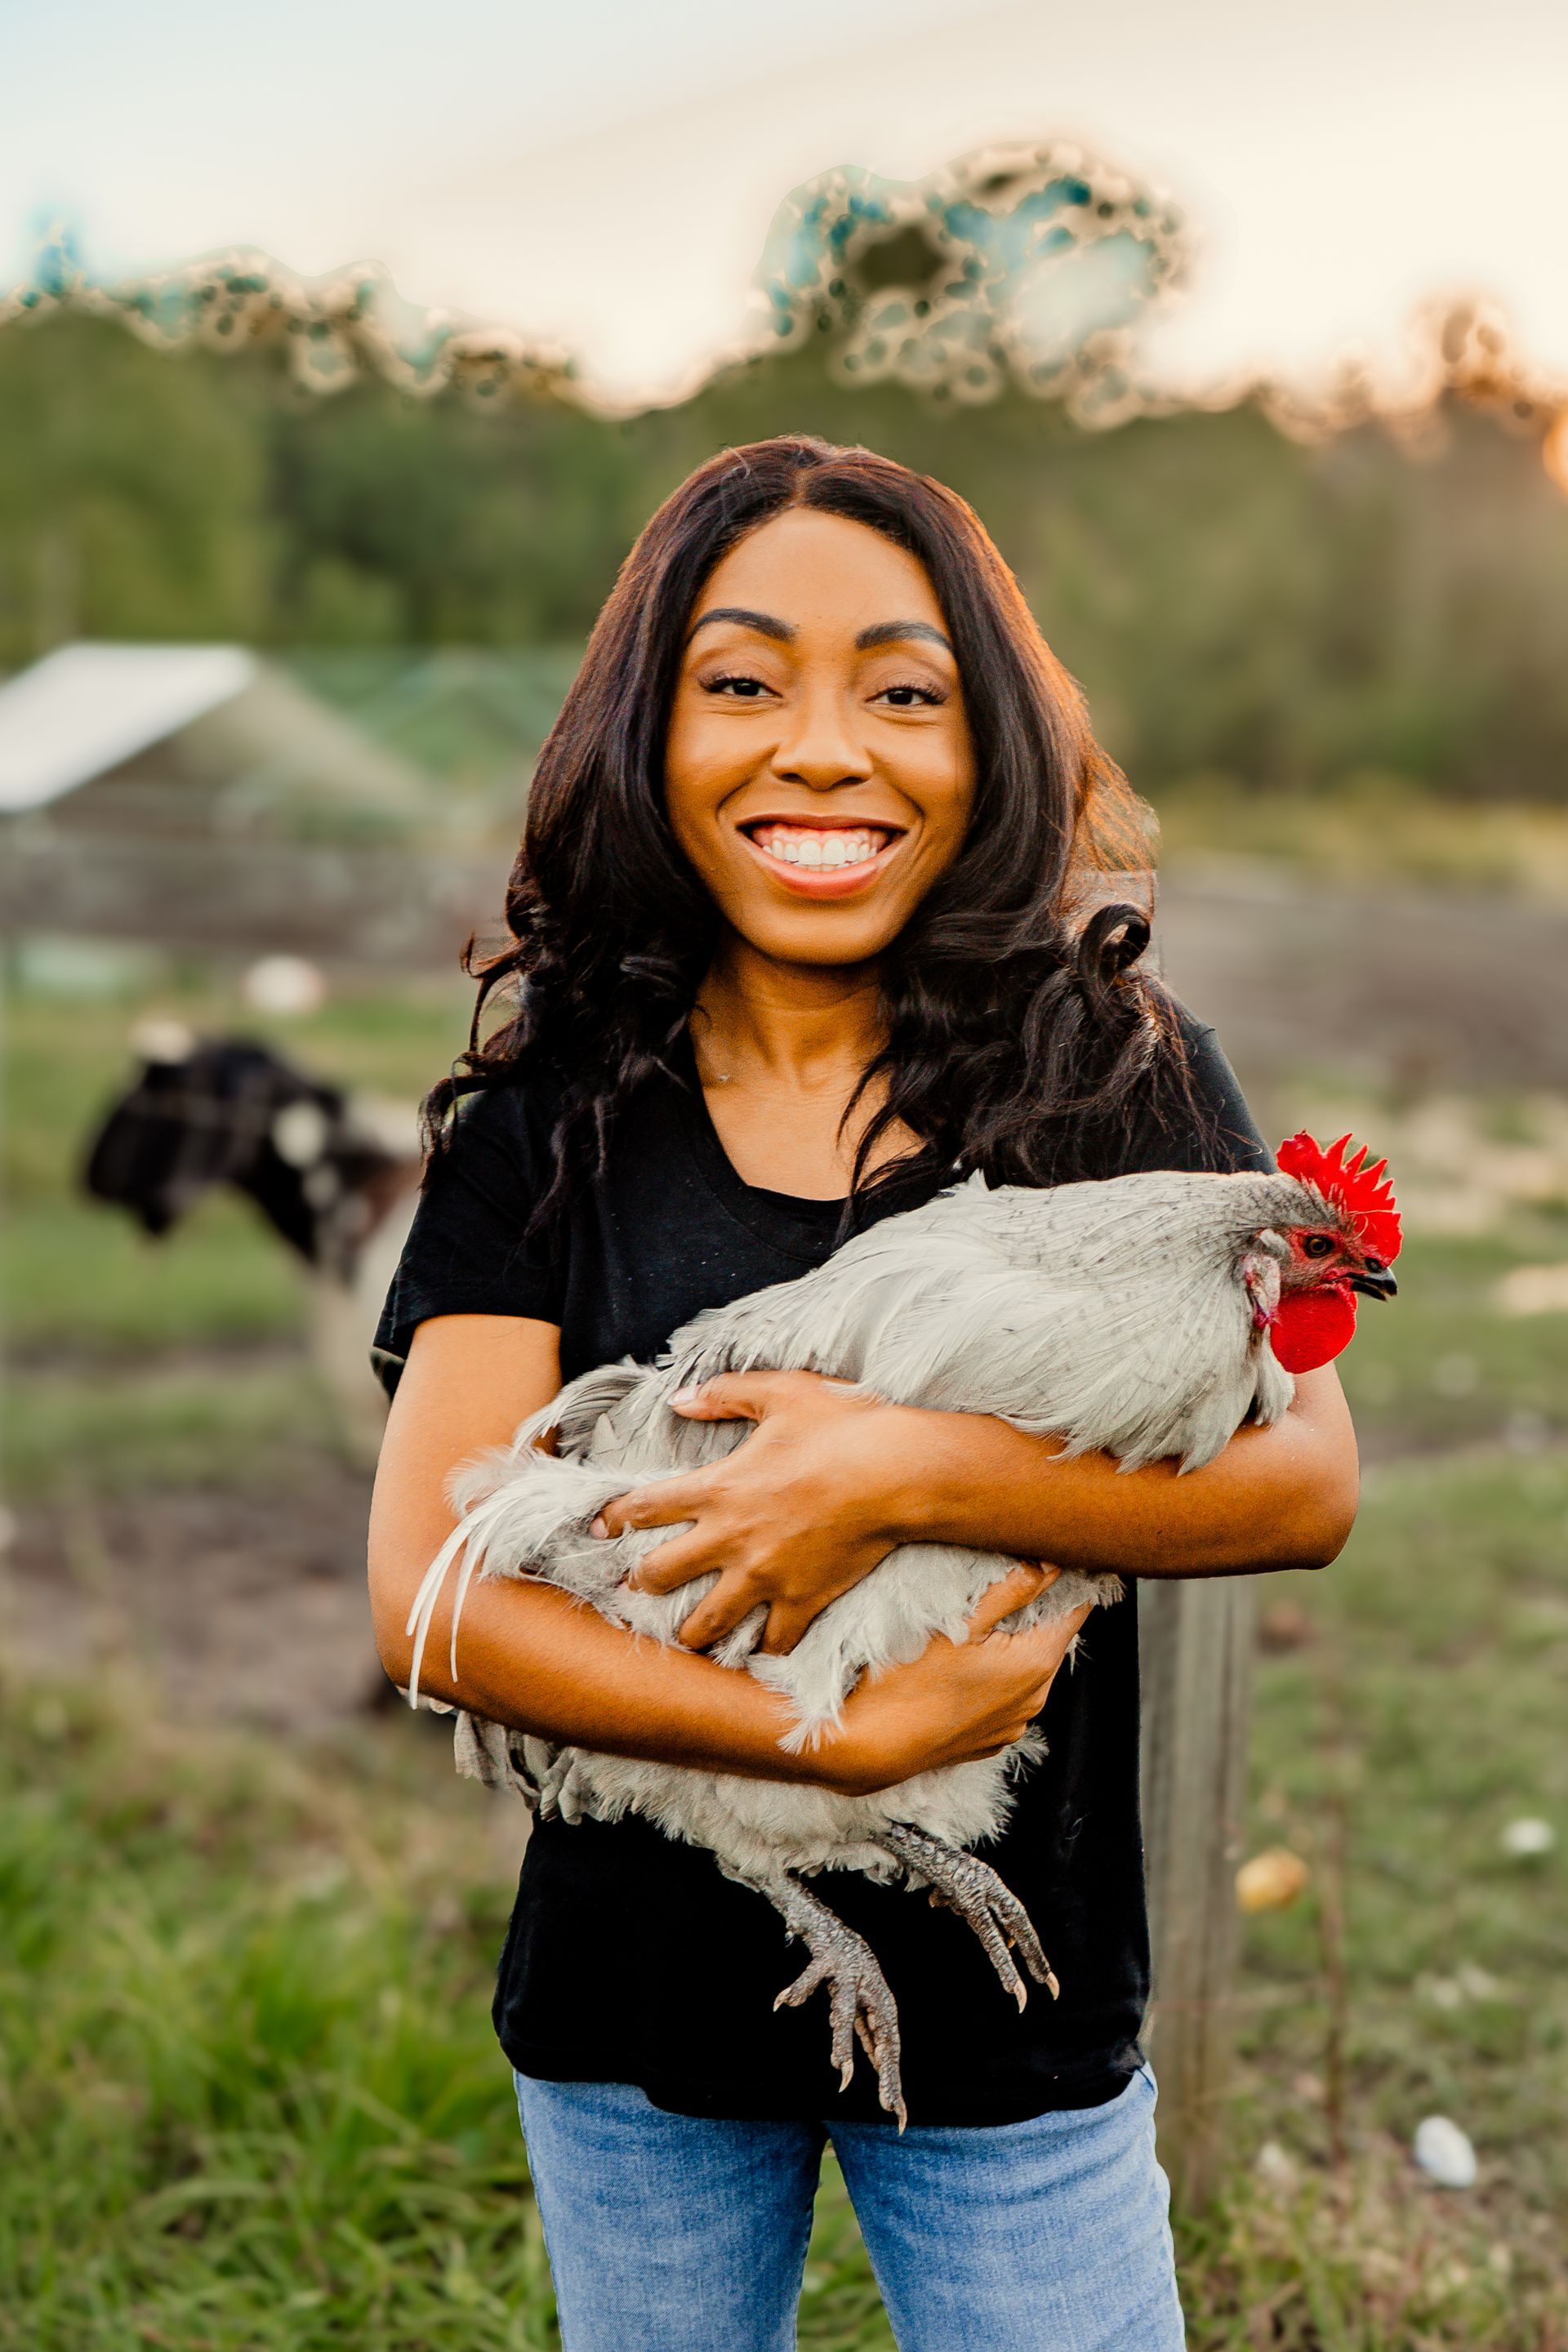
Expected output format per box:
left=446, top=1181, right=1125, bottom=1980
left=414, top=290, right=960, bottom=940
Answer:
left=416, top=1165, right=1318, bottom=1882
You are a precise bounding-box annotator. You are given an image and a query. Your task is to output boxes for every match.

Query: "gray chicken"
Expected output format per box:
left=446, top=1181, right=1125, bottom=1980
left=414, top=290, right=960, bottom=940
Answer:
left=406, top=1130, right=1399, bottom=2122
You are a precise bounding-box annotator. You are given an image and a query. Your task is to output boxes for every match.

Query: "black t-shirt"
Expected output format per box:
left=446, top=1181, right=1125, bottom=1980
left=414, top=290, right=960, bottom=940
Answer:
left=373, top=1012, right=1268, bottom=2127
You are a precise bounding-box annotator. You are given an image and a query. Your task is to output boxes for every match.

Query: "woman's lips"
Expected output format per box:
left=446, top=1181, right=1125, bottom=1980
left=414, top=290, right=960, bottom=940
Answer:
left=739, top=819, right=906, bottom=899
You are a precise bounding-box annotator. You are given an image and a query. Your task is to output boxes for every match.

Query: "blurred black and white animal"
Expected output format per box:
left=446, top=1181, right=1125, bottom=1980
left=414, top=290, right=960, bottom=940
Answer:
left=82, top=1027, right=421, bottom=1467
left=408, top=1134, right=1400, bottom=2123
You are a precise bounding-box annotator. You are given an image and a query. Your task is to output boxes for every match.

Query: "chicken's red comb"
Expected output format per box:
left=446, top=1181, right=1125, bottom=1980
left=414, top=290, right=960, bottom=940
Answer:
left=1276, top=1131, right=1402, bottom=1263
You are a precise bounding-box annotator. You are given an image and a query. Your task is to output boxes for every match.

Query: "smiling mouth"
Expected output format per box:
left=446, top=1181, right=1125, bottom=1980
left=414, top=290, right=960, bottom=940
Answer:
left=742, top=818, right=904, bottom=878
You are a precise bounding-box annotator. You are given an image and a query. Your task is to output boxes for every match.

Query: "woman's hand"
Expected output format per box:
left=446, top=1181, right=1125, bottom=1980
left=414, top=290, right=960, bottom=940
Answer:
left=593, top=1370, right=920, bottom=1654
left=590, top=1358, right=1359, bottom=1665
left=812, top=1564, right=1093, bottom=1797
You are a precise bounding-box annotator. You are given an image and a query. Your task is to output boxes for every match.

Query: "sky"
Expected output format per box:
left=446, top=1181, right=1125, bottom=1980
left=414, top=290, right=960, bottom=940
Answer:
left=7, top=0, right=1568, bottom=408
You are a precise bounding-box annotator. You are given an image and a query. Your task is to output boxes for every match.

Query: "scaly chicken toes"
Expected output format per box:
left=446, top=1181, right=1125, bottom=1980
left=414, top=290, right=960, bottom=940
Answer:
left=744, top=1870, right=907, bottom=2130
left=881, top=1824, right=1060, bottom=2006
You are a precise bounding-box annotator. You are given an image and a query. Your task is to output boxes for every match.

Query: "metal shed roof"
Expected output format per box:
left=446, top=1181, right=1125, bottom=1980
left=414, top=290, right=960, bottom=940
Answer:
left=0, top=643, right=256, bottom=814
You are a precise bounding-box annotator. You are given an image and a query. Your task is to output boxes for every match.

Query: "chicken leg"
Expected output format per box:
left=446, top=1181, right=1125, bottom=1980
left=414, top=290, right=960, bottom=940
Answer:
left=741, top=1870, right=907, bottom=2128
left=880, top=1823, right=1060, bottom=2007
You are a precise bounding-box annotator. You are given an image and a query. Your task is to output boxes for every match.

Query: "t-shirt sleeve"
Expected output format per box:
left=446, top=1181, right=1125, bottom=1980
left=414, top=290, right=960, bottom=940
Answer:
left=371, top=1081, right=566, bottom=1399
left=1121, top=1002, right=1273, bottom=1179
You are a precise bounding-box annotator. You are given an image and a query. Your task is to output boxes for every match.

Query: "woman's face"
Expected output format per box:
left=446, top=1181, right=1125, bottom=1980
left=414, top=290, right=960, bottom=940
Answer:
left=664, top=507, right=977, bottom=969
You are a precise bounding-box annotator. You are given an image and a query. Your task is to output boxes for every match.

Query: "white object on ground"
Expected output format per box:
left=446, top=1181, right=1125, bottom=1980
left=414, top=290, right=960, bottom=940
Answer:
left=1414, top=2116, right=1477, bottom=2189
left=129, top=1018, right=198, bottom=1066
left=1501, top=1816, right=1555, bottom=1857
left=1254, top=2140, right=1298, bottom=2191
left=242, top=955, right=327, bottom=1016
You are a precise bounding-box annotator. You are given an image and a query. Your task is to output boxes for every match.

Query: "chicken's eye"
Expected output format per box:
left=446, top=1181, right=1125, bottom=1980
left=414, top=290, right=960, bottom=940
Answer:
left=1301, top=1233, right=1335, bottom=1259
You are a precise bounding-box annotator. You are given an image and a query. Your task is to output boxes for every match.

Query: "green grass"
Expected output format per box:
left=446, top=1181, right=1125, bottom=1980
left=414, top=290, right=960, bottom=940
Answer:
left=0, top=1698, right=553, bottom=2350
left=6, top=983, right=1568, bottom=2345
left=0, top=1692, right=894, bottom=2350
left=4, top=1360, right=345, bottom=1499
left=1335, top=1226, right=1568, bottom=1455
left=2, top=1451, right=1565, bottom=2348
left=4, top=1196, right=305, bottom=1358
left=1183, top=1450, right=1568, bottom=2346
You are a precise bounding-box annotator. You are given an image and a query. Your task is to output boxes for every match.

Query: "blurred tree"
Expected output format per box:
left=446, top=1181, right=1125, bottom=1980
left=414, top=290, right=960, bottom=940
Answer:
left=0, top=315, right=270, bottom=657
left=269, top=382, right=648, bottom=643
left=5, top=308, right=1568, bottom=803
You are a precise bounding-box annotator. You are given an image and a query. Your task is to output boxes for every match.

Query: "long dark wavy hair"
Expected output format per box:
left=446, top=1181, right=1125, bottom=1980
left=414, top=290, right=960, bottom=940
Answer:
left=425, top=435, right=1187, bottom=1223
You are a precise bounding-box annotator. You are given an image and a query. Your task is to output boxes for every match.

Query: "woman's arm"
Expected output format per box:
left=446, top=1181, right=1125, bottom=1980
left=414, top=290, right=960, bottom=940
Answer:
left=597, top=1365, right=1361, bottom=1652
left=367, top=1316, right=1089, bottom=1797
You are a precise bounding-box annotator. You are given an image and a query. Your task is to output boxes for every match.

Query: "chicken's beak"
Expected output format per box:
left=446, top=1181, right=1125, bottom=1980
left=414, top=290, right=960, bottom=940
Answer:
left=1348, top=1261, right=1397, bottom=1300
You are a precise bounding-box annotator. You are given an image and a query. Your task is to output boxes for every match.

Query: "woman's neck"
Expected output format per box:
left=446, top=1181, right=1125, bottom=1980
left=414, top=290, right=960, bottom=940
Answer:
left=691, top=938, right=884, bottom=1096
left=688, top=937, right=911, bottom=1197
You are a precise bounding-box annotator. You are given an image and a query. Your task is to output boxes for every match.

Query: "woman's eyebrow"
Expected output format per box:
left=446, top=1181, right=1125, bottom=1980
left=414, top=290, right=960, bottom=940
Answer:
left=855, top=620, right=953, bottom=653
left=688, top=606, right=795, bottom=643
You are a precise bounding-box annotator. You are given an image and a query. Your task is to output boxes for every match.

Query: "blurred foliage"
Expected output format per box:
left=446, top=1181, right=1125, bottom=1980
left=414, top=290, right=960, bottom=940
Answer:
left=1152, top=771, right=1568, bottom=895
left=5, top=310, right=1568, bottom=800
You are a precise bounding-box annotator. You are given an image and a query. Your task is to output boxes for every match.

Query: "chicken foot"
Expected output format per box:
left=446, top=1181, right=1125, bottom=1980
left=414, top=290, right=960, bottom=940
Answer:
left=880, top=1823, right=1060, bottom=2008
left=740, top=1869, right=907, bottom=2130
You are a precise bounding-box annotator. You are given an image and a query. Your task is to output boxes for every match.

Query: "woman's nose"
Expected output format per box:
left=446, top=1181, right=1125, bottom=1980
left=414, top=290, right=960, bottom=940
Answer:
left=768, top=692, right=875, bottom=789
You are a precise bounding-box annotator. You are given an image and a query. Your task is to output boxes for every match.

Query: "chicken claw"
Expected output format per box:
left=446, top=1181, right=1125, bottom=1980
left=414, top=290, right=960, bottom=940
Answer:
left=743, top=1871, right=906, bottom=2129
left=880, top=1824, right=1060, bottom=2007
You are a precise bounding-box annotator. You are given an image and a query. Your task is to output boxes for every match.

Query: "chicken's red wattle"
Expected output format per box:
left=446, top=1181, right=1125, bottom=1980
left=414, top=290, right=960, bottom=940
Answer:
left=1270, top=1284, right=1358, bottom=1374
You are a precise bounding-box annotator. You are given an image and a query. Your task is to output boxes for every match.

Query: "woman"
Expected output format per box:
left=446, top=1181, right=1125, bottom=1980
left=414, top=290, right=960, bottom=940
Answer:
left=368, top=437, right=1358, bottom=2351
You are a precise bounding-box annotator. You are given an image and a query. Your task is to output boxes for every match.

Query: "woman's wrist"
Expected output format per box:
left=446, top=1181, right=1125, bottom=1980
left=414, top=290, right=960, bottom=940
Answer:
left=871, top=1403, right=998, bottom=1548
left=797, top=1711, right=900, bottom=1798
left=691, top=1655, right=887, bottom=1790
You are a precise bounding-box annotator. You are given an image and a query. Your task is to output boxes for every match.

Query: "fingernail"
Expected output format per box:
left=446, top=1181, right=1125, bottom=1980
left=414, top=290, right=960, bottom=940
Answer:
left=670, top=1387, right=699, bottom=1407
left=590, top=1516, right=608, bottom=1539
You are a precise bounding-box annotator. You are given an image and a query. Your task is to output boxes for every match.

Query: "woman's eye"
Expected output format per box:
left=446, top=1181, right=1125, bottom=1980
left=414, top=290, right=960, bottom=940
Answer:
left=875, top=683, right=944, bottom=708
left=703, top=673, right=773, bottom=700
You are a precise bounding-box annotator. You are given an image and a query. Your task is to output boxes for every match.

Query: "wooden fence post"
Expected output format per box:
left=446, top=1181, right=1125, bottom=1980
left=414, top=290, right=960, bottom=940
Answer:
left=1139, top=1573, right=1257, bottom=2210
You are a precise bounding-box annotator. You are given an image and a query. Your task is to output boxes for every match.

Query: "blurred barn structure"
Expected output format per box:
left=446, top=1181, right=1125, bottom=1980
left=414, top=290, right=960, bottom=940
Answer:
left=0, top=643, right=501, bottom=966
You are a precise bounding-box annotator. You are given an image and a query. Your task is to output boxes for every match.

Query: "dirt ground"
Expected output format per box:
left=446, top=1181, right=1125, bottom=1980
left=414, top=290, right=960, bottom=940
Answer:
left=2, top=1452, right=392, bottom=1733
left=1158, top=865, right=1568, bottom=1094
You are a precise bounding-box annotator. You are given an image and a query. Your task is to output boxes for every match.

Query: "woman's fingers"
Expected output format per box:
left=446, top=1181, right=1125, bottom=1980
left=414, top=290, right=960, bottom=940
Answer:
left=668, top=1368, right=850, bottom=1422
left=623, top=1527, right=715, bottom=1594
left=668, top=1370, right=792, bottom=1422
left=1037, top=1598, right=1094, bottom=1664
left=594, top=1474, right=710, bottom=1542
left=997, top=1597, right=1094, bottom=1680
left=965, top=1561, right=1059, bottom=1641
left=675, top=1575, right=766, bottom=1651
left=755, top=1600, right=818, bottom=1657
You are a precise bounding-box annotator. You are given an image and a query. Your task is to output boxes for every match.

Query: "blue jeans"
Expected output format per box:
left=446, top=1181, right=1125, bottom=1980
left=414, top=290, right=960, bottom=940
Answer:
left=513, top=2066, right=1184, bottom=2351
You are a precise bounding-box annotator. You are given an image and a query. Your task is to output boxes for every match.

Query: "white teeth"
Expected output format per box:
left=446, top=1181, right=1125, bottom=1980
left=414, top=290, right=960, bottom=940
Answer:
left=752, top=825, right=885, bottom=870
